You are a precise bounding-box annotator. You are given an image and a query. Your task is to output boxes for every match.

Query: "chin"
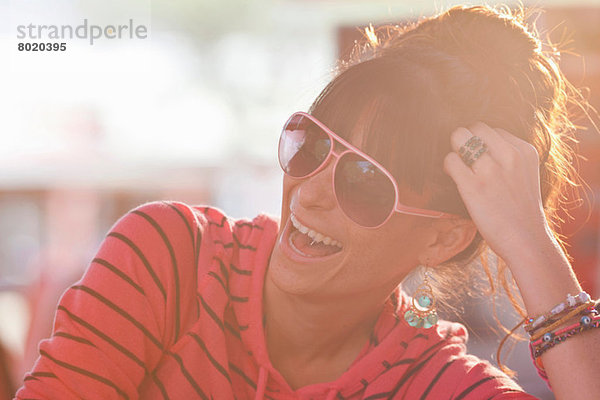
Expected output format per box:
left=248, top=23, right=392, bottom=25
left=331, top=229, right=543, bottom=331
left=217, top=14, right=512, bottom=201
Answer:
left=266, top=248, right=316, bottom=296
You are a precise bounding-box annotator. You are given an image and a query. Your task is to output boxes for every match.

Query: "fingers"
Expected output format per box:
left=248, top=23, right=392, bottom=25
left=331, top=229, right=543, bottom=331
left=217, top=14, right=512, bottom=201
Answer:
left=449, top=122, right=533, bottom=172
left=443, top=151, right=473, bottom=187
left=494, top=128, right=541, bottom=164
left=449, top=125, right=495, bottom=174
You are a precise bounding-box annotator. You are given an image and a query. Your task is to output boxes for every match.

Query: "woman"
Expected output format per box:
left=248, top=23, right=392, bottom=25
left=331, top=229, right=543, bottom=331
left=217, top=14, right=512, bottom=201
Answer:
left=16, top=5, right=600, bottom=399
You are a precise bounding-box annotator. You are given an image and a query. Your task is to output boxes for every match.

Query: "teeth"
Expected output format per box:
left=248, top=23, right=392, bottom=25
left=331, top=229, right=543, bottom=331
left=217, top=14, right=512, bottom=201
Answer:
left=290, top=214, right=343, bottom=248
left=308, top=231, right=323, bottom=242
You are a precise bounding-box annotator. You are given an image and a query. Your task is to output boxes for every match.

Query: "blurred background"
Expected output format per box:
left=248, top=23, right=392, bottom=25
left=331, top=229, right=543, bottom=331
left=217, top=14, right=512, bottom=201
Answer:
left=0, top=0, right=599, bottom=398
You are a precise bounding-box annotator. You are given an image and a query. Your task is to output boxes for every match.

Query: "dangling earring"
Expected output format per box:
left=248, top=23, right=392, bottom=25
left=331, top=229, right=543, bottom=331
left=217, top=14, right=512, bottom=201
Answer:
left=404, top=264, right=438, bottom=329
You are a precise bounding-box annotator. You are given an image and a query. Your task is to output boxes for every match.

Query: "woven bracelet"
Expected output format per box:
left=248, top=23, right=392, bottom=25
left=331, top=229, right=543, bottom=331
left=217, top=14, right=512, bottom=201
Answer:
left=525, top=302, right=592, bottom=336
left=530, top=301, right=595, bottom=342
left=531, top=309, right=598, bottom=347
left=524, top=291, right=591, bottom=334
left=532, top=314, right=600, bottom=358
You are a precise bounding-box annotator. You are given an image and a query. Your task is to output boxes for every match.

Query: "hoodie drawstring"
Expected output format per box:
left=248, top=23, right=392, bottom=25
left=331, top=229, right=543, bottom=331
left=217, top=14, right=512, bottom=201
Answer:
left=255, top=366, right=268, bottom=400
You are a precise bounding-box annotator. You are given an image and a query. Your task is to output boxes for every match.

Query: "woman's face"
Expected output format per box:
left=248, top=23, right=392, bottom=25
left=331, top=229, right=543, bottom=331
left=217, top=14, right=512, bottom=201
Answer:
left=267, top=124, right=437, bottom=300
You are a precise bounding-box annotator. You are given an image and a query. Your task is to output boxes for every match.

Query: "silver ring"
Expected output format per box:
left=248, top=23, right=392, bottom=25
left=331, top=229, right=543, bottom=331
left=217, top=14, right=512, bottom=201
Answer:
left=458, top=136, right=488, bottom=166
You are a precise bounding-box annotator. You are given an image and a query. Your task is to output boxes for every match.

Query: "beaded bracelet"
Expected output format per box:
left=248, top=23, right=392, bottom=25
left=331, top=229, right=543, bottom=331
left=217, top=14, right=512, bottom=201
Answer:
left=532, top=310, right=599, bottom=348
left=531, top=314, right=600, bottom=358
left=530, top=301, right=595, bottom=342
left=531, top=302, right=598, bottom=345
left=525, top=300, right=592, bottom=337
left=528, top=300, right=599, bottom=388
left=524, top=291, right=591, bottom=334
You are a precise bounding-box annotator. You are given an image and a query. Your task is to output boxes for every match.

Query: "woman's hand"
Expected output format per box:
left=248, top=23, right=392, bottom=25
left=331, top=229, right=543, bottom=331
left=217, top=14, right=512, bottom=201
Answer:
left=443, top=123, right=600, bottom=400
left=442, top=122, right=555, bottom=266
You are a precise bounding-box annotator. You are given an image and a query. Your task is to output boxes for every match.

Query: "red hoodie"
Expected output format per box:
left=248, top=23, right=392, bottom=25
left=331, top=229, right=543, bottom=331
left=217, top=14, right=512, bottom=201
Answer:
left=16, top=202, right=539, bottom=399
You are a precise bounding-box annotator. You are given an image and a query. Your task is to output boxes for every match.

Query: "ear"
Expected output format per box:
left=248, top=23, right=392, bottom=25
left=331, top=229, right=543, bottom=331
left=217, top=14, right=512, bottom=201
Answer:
left=417, top=218, right=478, bottom=266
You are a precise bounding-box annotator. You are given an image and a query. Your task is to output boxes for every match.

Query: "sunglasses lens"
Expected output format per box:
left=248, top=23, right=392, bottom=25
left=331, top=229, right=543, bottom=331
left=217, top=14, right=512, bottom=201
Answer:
left=279, top=114, right=332, bottom=178
left=335, top=153, right=396, bottom=227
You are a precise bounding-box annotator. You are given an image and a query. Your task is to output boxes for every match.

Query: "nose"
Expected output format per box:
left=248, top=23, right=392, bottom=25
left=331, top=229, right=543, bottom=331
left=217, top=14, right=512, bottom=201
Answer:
left=296, top=158, right=337, bottom=212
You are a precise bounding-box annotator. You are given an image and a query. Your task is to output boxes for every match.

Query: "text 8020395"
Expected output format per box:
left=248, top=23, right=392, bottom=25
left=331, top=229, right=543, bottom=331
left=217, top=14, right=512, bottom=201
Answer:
left=18, top=42, right=67, bottom=51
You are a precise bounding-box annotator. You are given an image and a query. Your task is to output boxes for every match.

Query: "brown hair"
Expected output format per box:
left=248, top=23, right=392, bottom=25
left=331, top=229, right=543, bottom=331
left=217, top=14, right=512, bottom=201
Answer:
left=309, top=5, right=594, bottom=374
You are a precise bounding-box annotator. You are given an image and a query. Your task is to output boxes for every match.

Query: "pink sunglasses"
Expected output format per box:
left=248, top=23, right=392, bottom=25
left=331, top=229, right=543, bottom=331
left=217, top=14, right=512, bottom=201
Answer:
left=278, top=112, right=459, bottom=228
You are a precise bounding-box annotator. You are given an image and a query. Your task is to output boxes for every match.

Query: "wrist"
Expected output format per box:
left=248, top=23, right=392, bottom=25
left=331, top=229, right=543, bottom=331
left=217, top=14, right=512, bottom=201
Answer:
left=499, top=223, right=559, bottom=267
left=498, top=230, right=582, bottom=317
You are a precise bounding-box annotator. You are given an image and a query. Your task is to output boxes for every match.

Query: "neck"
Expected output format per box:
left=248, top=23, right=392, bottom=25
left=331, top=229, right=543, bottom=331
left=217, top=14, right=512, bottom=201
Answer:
left=263, top=273, right=392, bottom=387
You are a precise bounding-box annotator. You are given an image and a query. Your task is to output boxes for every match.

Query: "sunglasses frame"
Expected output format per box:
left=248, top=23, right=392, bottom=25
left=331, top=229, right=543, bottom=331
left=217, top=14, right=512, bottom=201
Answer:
left=279, top=112, right=460, bottom=228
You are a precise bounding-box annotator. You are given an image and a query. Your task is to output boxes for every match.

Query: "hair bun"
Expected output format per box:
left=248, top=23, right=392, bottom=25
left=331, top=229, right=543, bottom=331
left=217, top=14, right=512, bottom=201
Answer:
left=445, top=6, right=539, bottom=64
left=407, top=6, right=542, bottom=70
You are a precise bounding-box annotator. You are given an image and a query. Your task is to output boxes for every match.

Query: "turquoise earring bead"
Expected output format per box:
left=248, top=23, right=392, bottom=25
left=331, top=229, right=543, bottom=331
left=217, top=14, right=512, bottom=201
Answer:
left=417, top=295, right=432, bottom=308
left=423, top=313, right=438, bottom=329
left=404, top=310, right=424, bottom=328
left=404, top=266, right=438, bottom=329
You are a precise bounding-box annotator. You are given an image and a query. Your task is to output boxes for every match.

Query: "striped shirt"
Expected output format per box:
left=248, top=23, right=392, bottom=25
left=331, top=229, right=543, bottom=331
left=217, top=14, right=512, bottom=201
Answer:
left=16, top=201, right=539, bottom=399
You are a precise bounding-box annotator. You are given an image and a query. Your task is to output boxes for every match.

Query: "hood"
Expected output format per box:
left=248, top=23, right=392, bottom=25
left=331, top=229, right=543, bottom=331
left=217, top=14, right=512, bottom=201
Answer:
left=228, top=212, right=469, bottom=399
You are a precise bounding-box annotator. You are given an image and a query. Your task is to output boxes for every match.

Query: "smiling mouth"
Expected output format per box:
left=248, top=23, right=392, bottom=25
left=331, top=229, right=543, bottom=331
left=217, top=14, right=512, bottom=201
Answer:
left=288, top=213, right=343, bottom=258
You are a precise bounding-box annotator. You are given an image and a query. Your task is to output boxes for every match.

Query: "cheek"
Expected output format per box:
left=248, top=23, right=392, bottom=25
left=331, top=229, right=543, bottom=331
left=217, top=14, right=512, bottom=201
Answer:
left=339, top=230, right=421, bottom=289
left=280, top=177, right=296, bottom=211
left=282, top=175, right=299, bottom=198
left=282, top=177, right=295, bottom=191
left=356, top=223, right=427, bottom=263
